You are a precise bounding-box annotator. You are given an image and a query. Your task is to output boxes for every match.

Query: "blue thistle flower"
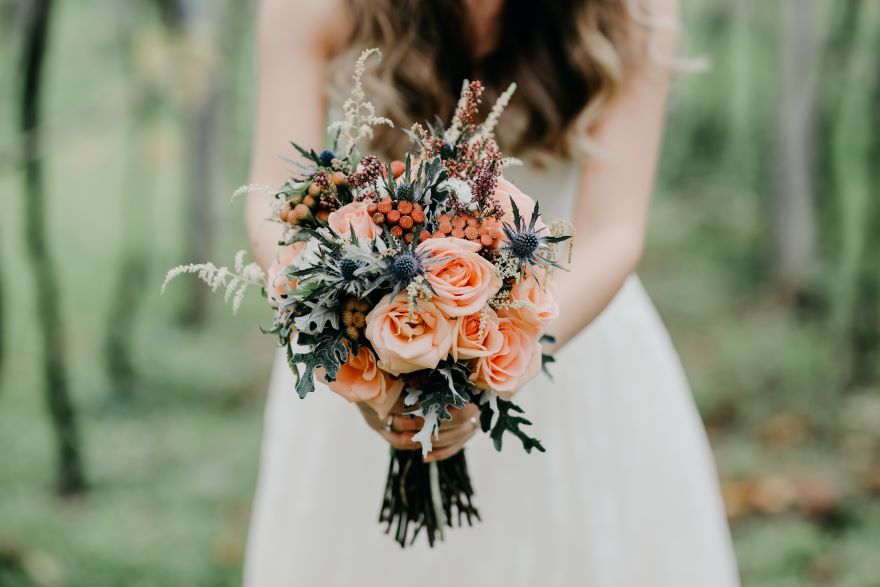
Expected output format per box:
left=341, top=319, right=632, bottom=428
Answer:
left=501, top=196, right=571, bottom=276
left=440, top=142, right=455, bottom=160
left=395, top=182, right=411, bottom=200
left=318, top=150, right=335, bottom=167
left=339, top=257, right=364, bottom=282
left=391, top=251, right=421, bottom=281
left=383, top=232, right=437, bottom=297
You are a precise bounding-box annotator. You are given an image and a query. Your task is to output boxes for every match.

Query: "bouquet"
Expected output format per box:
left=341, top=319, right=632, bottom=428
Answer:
left=164, top=49, right=572, bottom=547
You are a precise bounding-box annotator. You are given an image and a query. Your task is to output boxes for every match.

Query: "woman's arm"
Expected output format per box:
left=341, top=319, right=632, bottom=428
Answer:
left=245, top=0, right=348, bottom=271
left=547, top=0, right=679, bottom=351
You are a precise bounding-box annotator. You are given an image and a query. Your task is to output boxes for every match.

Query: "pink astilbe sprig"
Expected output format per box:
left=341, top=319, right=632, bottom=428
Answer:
left=471, top=145, right=503, bottom=217
left=443, top=156, right=469, bottom=179
left=446, top=80, right=484, bottom=144
left=444, top=134, right=501, bottom=181
left=408, top=123, right=445, bottom=161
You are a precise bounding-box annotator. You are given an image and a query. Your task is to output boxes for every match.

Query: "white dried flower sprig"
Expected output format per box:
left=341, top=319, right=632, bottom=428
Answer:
left=501, top=157, right=523, bottom=168
left=230, top=183, right=271, bottom=203
left=328, top=48, right=393, bottom=154
left=493, top=251, right=521, bottom=281
left=405, top=275, right=433, bottom=319
left=476, top=83, right=517, bottom=140
left=162, top=250, right=265, bottom=314
left=444, top=79, right=472, bottom=144
left=441, top=177, right=474, bottom=208
left=549, top=218, right=575, bottom=264
left=489, top=289, right=531, bottom=312
left=476, top=306, right=491, bottom=340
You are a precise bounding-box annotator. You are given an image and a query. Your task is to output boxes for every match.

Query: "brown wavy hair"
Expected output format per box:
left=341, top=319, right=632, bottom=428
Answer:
left=330, top=0, right=660, bottom=160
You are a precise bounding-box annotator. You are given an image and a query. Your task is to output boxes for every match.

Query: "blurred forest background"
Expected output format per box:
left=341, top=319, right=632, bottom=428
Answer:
left=0, top=0, right=879, bottom=585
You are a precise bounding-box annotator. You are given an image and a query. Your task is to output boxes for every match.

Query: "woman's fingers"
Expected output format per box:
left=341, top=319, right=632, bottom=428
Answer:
left=379, top=429, right=421, bottom=451
left=424, top=441, right=467, bottom=463
left=381, top=418, right=477, bottom=452
left=357, top=397, right=479, bottom=455
left=387, top=403, right=480, bottom=432
left=431, top=421, right=478, bottom=449
left=446, top=403, right=480, bottom=428
left=388, top=413, right=423, bottom=432
left=357, top=403, right=384, bottom=433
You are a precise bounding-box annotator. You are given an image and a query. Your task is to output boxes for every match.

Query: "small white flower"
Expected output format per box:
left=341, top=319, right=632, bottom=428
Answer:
left=442, top=177, right=474, bottom=209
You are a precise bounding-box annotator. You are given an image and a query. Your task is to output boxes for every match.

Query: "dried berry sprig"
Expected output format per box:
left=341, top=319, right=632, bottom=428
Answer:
left=348, top=155, right=384, bottom=191
left=445, top=80, right=484, bottom=144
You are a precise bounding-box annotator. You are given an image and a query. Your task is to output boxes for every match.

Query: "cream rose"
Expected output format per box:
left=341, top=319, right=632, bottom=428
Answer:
left=451, top=308, right=504, bottom=361
left=327, top=346, right=404, bottom=419
left=416, top=237, right=502, bottom=317
left=506, top=271, right=559, bottom=333
left=470, top=314, right=542, bottom=398
left=327, top=200, right=378, bottom=240
left=364, top=294, right=454, bottom=375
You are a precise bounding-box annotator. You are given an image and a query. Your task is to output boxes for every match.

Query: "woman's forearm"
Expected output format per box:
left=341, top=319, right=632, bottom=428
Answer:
left=246, top=192, right=285, bottom=271
left=244, top=0, right=347, bottom=272
left=546, top=225, right=644, bottom=352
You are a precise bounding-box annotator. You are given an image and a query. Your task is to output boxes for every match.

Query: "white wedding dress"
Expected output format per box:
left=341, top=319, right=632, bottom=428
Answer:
left=243, top=160, right=740, bottom=587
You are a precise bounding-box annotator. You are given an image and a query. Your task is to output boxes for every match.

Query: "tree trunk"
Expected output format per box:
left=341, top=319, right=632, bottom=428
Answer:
left=0, top=244, right=5, bottom=385
left=773, top=0, right=819, bottom=299
left=160, top=0, right=221, bottom=328
left=218, top=0, right=253, bottom=183
left=19, top=0, right=87, bottom=496
left=101, top=2, right=163, bottom=402
left=848, top=10, right=880, bottom=386
left=178, top=82, right=220, bottom=326
left=826, top=0, right=880, bottom=386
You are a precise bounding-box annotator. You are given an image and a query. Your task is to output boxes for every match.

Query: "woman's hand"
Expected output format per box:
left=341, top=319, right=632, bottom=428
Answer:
left=357, top=397, right=480, bottom=463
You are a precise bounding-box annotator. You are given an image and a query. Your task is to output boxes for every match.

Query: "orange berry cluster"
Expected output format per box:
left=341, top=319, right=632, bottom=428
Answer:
left=432, top=212, right=504, bottom=249
left=368, top=197, right=430, bottom=244
left=341, top=297, right=370, bottom=341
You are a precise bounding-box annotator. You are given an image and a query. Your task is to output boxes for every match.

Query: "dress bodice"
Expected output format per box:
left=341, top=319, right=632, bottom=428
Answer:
left=502, top=159, right=582, bottom=221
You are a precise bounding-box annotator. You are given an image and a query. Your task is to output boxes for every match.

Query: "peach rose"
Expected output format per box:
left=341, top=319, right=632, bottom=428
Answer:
left=506, top=272, right=559, bottom=333
left=327, top=346, right=404, bottom=419
left=266, top=244, right=303, bottom=308
left=495, top=178, right=546, bottom=233
left=470, top=315, right=542, bottom=398
left=416, top=237, right=502, bottom=317
left=364, top=294, right=454, bottom=375
left=327, top=200, right=378, bottom=240
left=452, top=308, right=504, bottom=361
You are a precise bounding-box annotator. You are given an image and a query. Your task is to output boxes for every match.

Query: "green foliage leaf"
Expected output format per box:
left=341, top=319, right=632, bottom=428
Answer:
left=291, top=331, right=348, bottom=398
left=541, top=353, right=556, bottom=379
left=483, top=397, right=545, bottom=454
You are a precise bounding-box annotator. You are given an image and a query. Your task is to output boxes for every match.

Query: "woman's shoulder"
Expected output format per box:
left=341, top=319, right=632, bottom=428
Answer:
left=257, top=0, right=352, bottom=58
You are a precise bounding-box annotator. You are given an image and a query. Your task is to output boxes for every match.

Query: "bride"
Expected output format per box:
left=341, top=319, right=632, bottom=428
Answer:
left=242, top=0, right=740, bottom=585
